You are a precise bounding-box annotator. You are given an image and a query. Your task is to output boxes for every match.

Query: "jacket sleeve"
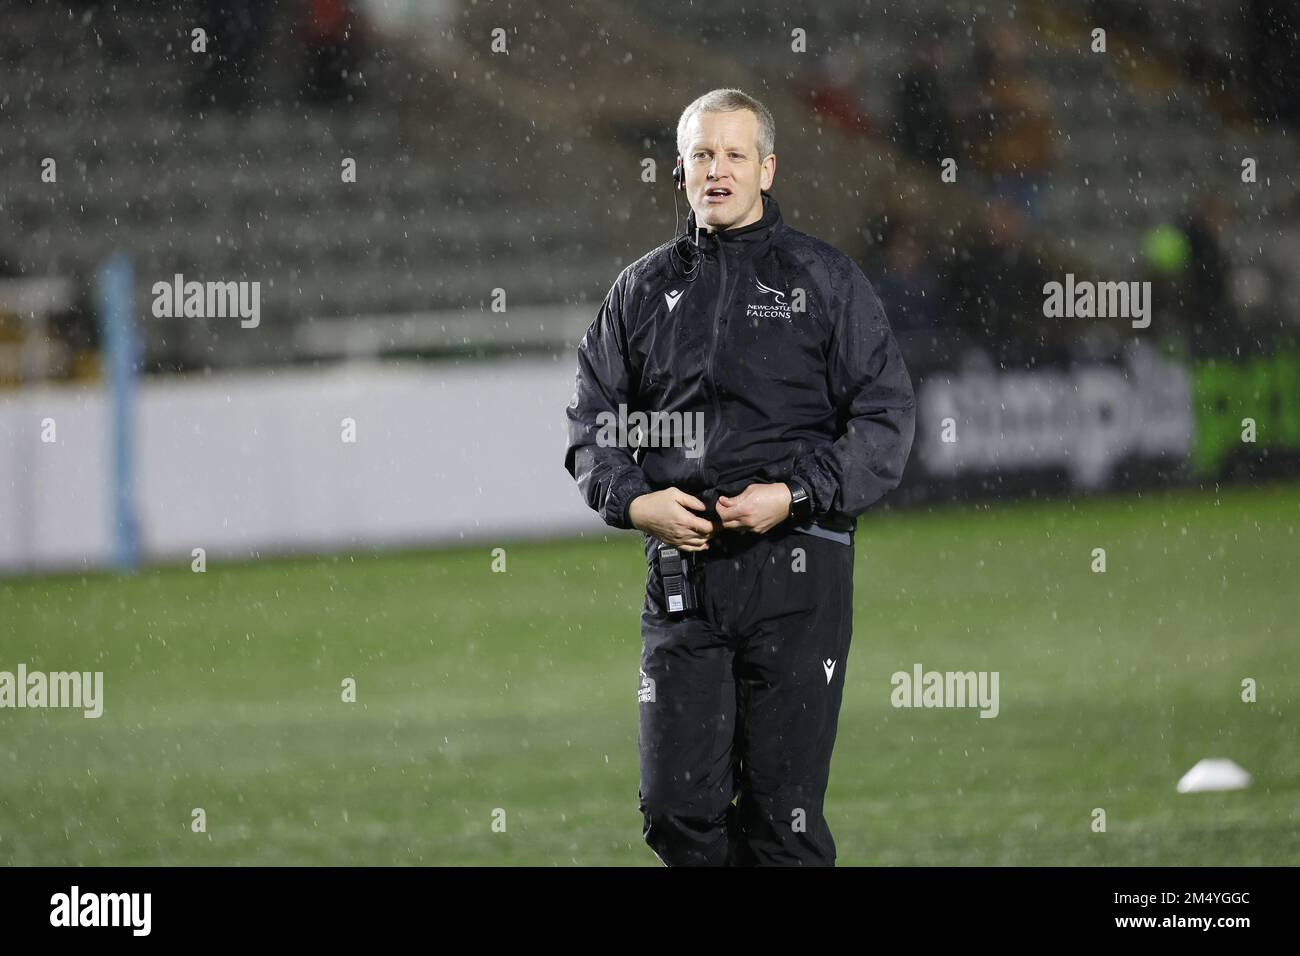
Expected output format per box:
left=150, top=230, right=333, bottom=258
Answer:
left=791, top=260, right=917, bottom=519
left=563, top=269, right=654, bottom=530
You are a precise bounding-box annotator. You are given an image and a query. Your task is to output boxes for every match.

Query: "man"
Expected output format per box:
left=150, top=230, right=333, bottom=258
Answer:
left=564, top=88, right=916, bottom=865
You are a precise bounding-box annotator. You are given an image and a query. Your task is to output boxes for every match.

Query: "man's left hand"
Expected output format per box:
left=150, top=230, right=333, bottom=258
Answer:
left=716, top=483, right=793, bottom=535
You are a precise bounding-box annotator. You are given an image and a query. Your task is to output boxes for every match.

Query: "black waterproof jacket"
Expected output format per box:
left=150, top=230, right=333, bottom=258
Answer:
left=564, top=192, right=916, bottom=535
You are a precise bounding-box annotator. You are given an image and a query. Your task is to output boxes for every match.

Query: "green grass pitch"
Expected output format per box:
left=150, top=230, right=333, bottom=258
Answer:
left=1, top=482, right=1297, bottom=865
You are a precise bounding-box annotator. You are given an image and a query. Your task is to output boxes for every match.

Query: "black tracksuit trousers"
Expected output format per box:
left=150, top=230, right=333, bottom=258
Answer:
left=637, top=524, right=855, bottom=866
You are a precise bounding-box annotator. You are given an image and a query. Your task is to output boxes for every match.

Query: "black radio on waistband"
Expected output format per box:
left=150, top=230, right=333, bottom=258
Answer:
left=656, top=544, right=698, bottom=615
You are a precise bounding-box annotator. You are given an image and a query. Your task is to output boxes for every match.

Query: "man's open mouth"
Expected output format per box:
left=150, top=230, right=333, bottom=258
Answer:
left=705, top=187, right=731, bottom=202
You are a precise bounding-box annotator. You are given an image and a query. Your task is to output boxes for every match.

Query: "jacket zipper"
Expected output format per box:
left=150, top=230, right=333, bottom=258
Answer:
left=699, top=244, right=728, bottom=485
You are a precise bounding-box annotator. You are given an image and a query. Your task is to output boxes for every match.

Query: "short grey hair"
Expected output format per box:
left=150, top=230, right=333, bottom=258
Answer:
left=676, top=88, right=775, bottom=161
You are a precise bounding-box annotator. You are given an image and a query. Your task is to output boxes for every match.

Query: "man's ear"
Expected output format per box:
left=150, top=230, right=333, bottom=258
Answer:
left=761, top=153, right=776, bottom=191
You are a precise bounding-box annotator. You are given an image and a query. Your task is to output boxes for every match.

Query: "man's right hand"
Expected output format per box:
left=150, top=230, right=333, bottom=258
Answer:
left=628, top=488, right=715, bottom=552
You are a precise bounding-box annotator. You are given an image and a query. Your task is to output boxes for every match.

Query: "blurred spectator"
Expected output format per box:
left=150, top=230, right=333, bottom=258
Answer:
left=1142, top=197, right=1248, bottom=358
left=805, top=45, right=875, bottom=138
left=69, top=0, right=135, bottom=63
left=1245, top=0, right=1300, bottom=130
left=892, top=38, right=955, bottom=166
left=0, top=249, right=21, bottom=387
left=1141, top=222, right=1192, bottom=350
left=189, top=0, right=269, bottom=113
left=49, top=285, right=102, bottom=382
left=1093, top=0, right=1149, bottom=31
left=300, top=0, right=367, bottom=105
left=875, top=225, right=945, bottom=334
left=965, top=24, right=1055, bottom=221
left=0, top=251, right=95, bottom=384
left=1178, top=196, right=1246, bottom=357
left=946, top=200, right=1052, bottom=366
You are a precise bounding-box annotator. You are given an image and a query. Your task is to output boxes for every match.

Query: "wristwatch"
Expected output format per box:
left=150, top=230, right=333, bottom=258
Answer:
left=785, top=478, right=813, bottom=524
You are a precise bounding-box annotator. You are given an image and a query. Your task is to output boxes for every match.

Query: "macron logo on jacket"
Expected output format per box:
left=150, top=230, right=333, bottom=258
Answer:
left=664, top=289, right=683, bottom=312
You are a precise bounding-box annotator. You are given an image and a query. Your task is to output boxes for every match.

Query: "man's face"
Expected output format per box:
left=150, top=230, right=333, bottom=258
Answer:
left=681, top=109, right=775, bottom=233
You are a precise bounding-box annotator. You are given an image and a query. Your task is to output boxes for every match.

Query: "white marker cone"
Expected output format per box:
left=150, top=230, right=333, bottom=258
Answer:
left=1176, top=758, right=1252, bottom=793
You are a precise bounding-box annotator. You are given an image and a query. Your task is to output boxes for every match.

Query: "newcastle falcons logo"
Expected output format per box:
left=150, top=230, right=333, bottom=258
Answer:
left=755, top=276, right=787, bottom=305
left=748, top=276, right=792, bottom=319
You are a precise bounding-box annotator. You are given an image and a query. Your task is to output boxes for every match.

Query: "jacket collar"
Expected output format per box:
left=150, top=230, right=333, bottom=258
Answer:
left=684, top=191, right=782, bottom=253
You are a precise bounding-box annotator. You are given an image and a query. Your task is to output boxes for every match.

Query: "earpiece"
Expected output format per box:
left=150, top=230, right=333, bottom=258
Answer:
left=669, top=154, right=699, bottom=282
left=669, top=154, right=700, bottom=281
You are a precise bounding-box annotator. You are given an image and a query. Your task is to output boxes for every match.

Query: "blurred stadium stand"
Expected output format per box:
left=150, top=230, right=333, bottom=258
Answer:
left=1, top=0, right=1296, bottom=377
left=0, top=0, right=621, bottom=372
